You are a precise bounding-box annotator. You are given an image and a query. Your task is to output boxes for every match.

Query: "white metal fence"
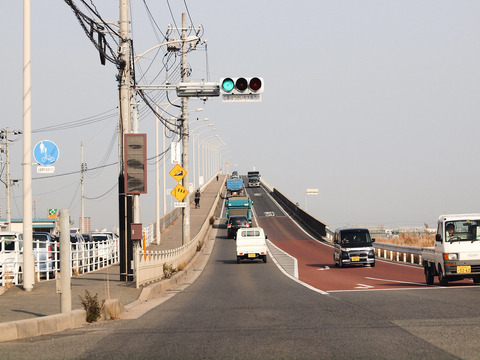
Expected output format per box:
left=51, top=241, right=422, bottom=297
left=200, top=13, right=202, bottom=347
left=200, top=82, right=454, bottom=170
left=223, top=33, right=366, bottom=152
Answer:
left=1, top=238, right=119, bottom=287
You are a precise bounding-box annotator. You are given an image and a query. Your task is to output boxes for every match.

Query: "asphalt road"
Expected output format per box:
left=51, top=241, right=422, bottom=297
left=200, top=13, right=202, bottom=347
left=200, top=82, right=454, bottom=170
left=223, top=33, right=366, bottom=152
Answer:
left=1, top=184, right=480, bottom=359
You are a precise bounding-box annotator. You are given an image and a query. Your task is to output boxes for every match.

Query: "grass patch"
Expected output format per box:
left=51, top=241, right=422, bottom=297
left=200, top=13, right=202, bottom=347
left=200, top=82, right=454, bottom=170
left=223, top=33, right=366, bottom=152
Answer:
left=163, top=262, right=177, bottom=279
left=377, top=233, right=435, bottom=247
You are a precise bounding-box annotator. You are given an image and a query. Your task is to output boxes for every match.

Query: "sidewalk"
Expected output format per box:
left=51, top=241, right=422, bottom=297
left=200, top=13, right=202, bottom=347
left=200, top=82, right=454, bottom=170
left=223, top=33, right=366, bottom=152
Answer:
left=0, top=175, right=226, bottom=325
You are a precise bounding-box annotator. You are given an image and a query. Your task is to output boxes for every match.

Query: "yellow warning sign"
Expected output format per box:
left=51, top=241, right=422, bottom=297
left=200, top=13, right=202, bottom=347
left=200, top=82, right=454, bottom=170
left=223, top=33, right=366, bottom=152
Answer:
left=171, top=183, right=188, bottom=202
left=169, top=164, right=187, bottom=182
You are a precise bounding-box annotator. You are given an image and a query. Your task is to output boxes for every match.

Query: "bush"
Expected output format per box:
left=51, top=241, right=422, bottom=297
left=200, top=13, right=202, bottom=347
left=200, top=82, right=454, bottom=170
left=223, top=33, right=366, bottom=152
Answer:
left=79, top=290, right=102, bottom=323
left=163, top=262, right=177, bottom=279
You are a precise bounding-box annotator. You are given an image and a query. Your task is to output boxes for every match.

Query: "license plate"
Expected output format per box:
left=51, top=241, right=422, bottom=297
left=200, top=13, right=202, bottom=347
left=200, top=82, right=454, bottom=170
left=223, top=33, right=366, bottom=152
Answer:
left=457, top=265, right=471, bottom=274
left=248, top=253, right=256, bottom=258
left=351, top=256, right=360, bottom=262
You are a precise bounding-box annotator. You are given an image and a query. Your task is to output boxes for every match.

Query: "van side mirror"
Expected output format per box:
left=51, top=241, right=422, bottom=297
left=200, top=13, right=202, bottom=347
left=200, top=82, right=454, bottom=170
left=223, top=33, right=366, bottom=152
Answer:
left=371, top=238, right=376, bottom=243
left=435, top=234, right=442, bottom=242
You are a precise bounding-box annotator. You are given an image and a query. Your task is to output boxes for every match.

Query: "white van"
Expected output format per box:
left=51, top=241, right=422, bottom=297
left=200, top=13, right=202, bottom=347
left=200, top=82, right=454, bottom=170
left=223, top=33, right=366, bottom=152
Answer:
left=236, top=227, right=268, bottom=264
left=0, top=231, right=24, bottom=285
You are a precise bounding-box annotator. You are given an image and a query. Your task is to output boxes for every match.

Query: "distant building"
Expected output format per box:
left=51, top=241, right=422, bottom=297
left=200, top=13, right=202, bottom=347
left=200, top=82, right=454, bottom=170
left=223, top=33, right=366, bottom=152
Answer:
left=79, top=216, right=91, bottom=234
left=0, top=218, right=57, bottom=233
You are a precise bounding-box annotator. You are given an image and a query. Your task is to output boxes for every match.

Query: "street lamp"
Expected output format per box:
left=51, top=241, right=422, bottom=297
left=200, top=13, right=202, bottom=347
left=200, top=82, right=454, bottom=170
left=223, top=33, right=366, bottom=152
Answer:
left=192, top=126, right=215, bottom=189
left=154, top=99, right=181, bottom=245
left=201, top=135, right=223, bottom=182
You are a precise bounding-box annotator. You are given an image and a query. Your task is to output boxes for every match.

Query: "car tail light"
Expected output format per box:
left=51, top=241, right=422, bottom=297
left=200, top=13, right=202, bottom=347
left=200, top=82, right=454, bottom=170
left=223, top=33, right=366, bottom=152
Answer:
left=48, top=245, right=53, bottom=259
left=227, top=223, right=231, bottom=228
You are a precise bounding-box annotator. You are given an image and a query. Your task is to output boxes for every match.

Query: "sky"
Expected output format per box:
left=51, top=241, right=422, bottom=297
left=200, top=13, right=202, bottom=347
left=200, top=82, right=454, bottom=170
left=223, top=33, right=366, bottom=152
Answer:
left=1, top=1, right=480, bottom=232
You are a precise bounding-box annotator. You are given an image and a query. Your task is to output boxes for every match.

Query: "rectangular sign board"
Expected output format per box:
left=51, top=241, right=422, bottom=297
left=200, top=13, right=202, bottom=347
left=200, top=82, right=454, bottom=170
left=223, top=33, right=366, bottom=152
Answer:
left=222, top=94, right=262, bottom=103
left=171, top=141, right=181, bottom=164
left=174, top=202, right=187, bottom=208
left=37, top=166, right=55, bottom=174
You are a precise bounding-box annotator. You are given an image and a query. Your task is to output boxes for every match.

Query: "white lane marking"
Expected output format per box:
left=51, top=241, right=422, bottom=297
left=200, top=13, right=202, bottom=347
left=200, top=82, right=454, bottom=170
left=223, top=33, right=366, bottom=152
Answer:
left=355, top=283, right=374, bottom=289
left=365, top=276, right=430, bottom=286
left=317, top=266, right=330, bottom=271
left=266, top=240, right=329, bottom=295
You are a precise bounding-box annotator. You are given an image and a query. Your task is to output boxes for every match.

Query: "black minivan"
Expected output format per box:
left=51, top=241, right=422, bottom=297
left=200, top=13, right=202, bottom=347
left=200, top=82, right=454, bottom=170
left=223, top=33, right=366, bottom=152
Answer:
left=227, top=215, right=250, bottom=239
left=333, top=228, right=375, bottom=267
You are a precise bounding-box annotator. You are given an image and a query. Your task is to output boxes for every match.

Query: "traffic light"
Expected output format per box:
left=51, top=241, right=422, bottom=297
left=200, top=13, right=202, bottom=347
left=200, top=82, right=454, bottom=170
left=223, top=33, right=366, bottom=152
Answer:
left=220, top=77, right=264, bottom=95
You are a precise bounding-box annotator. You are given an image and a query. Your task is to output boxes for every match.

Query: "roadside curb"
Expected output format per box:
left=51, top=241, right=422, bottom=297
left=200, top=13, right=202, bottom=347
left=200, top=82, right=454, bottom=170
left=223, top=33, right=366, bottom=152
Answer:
left=121, top=221, right=217, bottom=318
left=0, top=309, right=86, bottom=343
left=0, top=221, right=217, bottom=343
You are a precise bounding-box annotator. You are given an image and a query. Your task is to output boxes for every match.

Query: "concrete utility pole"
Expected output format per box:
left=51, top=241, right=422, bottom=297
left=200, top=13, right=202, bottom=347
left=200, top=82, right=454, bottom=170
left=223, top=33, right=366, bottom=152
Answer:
left=59, top=209, right=72, bottom=313
left=6, top=129, right=11, bottom=230
left=118, top=0, right=133, bottom=281
left=181, top=13, right=191, bottom=245
left=80, top=142, right=85, bottom=234
left=22, top=0, right=34, bottom=292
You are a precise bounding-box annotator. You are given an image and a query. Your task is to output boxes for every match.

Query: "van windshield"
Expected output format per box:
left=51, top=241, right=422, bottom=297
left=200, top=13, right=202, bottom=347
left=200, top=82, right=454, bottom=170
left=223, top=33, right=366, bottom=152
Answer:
left=340, top=230, right=371, bottom=246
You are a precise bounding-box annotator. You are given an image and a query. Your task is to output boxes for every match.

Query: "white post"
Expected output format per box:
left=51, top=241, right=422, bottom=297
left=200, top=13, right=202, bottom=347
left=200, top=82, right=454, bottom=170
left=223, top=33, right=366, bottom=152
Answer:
left=155, top=105, right=161, bottom=244
left=60, top=209, right=71, bottom=313
left=22, top=0, right=34, bottom=292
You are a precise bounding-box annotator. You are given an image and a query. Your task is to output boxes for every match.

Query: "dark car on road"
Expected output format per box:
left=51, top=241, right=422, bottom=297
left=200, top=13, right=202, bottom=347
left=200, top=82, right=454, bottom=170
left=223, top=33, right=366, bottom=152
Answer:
left=227, top=215, right=250, bottom=239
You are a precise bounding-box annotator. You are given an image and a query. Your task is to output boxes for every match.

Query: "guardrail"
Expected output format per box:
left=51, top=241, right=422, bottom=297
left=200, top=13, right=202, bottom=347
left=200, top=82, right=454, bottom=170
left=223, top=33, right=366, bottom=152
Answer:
left=373, top=242, right=424, bottom=265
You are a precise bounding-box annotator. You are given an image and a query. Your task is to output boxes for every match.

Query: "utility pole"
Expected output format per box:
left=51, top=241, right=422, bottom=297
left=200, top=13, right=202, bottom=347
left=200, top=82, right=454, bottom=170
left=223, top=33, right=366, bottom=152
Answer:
left=80, top=141, right=85, bottom=234
left=118, top=0, right=133, bottom=281
left=181, top=13, right=191, bottom=245
left=6, top=129, right=11, bottom=230
left=22, top=0, right=34, bottom=292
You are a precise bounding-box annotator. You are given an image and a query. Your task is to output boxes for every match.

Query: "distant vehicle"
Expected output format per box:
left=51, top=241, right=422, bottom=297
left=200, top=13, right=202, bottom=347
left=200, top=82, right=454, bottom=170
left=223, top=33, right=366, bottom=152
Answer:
left=226, top=178, right=244, bottom=196
left=33, top=232, right=57, bottom=275
left=422, top=214, right=480, bottom=286
left=0, top=231, right=24, bottom=284
left=231, top=171, right=240, bottom=179
left=236, top=227, right=268, bottom=263
left=247, top=171, right=261, bottom=188
left=225, top=196, right=252, bottom=224
left=227, top=215, right=250, bottom=239
left=333, top=228, right=375, bottom=267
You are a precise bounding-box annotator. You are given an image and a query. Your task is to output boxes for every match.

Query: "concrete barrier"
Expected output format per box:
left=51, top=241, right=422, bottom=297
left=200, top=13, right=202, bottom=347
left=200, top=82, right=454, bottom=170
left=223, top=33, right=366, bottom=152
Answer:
left=0, top=309, right=87, bottom=343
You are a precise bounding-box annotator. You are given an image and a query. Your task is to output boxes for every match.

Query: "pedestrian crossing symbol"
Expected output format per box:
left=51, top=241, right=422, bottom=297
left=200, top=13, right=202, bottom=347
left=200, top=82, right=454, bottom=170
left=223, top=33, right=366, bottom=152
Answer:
left=171, top=183, right=188, bottom=202
left=169, top=164, right=187, bottom=182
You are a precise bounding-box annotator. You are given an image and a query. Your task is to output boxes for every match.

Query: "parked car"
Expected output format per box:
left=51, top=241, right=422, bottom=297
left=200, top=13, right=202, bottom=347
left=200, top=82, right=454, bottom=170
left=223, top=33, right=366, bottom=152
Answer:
left=32, top=232, right=57, bottom=275
left=0, top=231, right=24, bottom=284
left=227, top=215, right=250, bottom=239
left=91, top=232, right=115, bottom=262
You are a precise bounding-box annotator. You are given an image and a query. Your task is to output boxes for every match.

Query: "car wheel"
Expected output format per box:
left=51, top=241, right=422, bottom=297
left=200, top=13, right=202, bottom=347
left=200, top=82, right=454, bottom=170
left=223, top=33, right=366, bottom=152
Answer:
left=263, top=255, right=267, bottom=263
left=424, top=265, right=434, bottom=285
left=438, top=268, right=448, bottom=286
left=237, top=257, right=241, bottom=264
left=370, top=261, right=375, bottom=268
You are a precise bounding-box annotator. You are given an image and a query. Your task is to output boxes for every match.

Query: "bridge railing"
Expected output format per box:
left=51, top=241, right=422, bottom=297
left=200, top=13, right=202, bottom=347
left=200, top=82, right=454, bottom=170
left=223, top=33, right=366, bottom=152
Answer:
left=135, top=174, right=223, bottom=288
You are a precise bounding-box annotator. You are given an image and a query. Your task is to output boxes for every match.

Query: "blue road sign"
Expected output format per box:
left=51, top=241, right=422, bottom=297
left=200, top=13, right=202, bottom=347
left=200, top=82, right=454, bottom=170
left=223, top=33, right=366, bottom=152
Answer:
left=34, top=140, right=59, bottom=166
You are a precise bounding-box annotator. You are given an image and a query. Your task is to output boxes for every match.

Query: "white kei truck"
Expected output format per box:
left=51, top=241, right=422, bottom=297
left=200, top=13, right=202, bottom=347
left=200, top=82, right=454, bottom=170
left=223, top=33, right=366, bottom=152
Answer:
left=422, top=214, right=480, bottom=286
left=236, top=227, right=268, bottom=264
